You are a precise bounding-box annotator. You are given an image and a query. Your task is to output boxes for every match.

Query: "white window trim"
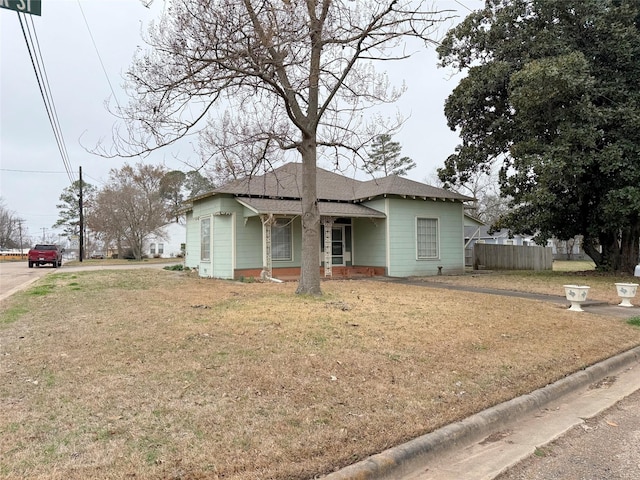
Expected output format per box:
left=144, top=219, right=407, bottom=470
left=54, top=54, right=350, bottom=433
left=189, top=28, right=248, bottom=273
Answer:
left=416, top=217, right=440, bottom=260
left=271, top=217, right=293, bottom=262
left=200, top=216, right=211, bottom=261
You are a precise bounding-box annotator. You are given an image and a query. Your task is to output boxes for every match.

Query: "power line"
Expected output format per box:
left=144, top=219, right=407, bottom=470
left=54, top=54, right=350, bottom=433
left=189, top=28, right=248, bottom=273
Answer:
left=76, top=0, right=137, bottom=143
left=76, top=0, right=123, bottom=111
left=1, top=168, right=67, bottom=174
left=453, top=0, right=476, bottom=13
left=17, top=11, right=76, bottom=185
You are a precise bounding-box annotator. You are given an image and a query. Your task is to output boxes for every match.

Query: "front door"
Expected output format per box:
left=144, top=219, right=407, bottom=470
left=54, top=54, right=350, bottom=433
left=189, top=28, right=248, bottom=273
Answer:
left=331, top=226, right=345, bottom=266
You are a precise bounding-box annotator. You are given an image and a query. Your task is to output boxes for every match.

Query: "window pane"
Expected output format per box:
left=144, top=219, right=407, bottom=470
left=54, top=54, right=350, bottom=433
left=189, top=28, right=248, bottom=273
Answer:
left=272, top=218, right=292, bottom=261
left=201, top=218, right=211, bottom=260
left=417, top=218, right=438, bottom=258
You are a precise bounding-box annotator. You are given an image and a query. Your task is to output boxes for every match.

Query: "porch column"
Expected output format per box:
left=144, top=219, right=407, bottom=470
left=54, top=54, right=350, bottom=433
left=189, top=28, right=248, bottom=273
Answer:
left=261, top=214, right=274, bottom=279
left=322, top=217, right=334, bottom=277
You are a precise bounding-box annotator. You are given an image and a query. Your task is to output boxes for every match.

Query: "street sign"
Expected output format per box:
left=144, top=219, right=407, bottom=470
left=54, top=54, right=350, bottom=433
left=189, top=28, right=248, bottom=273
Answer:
left=0, top=0, right=41, bottom=16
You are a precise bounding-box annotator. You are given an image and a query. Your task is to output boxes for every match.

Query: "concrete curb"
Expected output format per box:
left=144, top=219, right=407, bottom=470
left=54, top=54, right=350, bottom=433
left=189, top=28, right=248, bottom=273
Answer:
left=321, top=345, right=640, bottom=480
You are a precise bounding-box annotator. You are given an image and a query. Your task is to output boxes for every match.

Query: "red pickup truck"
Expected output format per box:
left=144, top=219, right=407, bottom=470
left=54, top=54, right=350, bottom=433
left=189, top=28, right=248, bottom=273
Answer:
left=28, top=244, right=63, bottom=268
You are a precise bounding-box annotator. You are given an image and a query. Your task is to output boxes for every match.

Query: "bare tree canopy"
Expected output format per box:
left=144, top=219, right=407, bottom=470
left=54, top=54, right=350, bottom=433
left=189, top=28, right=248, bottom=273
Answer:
left=87, top=163, right=170, bottom=260
left=0, top=199, right=26, bottom=250
left=107, top=0, right=449, bottom=293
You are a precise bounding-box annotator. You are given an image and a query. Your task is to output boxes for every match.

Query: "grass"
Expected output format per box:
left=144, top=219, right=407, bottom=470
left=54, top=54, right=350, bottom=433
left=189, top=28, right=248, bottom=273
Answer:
left=63, top=257, right=181, bottom=267
left=1, top=265, right=639, bottom=479
left=628, top=317, right=640, bottom=327
left=423, top=260, right=640, bottom=305
left=550, top=260, right=596, bottom=272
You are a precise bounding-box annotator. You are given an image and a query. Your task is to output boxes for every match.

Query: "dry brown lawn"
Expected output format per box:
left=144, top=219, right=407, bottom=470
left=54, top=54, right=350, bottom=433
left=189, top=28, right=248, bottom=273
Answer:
left=421, top=260, right=638, bottom=305
left=1, top=265, right=639, bottom=480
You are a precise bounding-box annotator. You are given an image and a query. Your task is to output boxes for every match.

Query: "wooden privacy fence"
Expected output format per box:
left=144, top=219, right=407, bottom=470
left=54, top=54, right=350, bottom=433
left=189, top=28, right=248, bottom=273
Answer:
left=473, top=244, right=553, bottom=271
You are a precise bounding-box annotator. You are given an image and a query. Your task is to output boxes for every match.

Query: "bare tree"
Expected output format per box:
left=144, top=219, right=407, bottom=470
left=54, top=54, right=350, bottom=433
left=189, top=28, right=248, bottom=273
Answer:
left=432, top=163, right=510, bottom=225
left=0, top=199, right=25, bottom=250
left=87, top=163, right=170, bottom=260
left=106, top=0, right=448, bottom=294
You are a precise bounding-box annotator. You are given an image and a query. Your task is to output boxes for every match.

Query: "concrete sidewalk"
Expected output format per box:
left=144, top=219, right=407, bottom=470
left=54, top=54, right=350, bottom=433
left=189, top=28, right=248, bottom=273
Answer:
left=400, top=350, right=640, bottom=480
left=396, top=277, right=640, bottom=320
left=322, top=346, right=640, bottom=480
left=322, top=279, right=640, bottom=480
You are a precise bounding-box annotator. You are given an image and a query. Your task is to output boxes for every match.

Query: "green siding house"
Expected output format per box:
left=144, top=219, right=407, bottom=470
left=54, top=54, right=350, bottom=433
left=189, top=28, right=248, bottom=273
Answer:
left=183, top=163, right=473, bottom=280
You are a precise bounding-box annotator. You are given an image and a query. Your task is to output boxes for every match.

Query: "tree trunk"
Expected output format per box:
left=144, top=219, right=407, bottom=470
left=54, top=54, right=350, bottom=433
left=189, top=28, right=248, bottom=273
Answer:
left=586, top=227, right=640, bottom=274
left=582, top=235, right=601, bottom=267
left=620, top=223, right=640, bottom=274
left=296, top=137, right=322, bottom=296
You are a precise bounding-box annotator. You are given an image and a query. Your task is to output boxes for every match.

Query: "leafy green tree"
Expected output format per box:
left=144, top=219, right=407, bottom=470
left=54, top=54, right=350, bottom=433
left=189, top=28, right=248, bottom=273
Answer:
left=160, top=170, right=214, bottom=222
left=53, top=180, right=97, bottom=236
left=184, top=171, right=214, bottom=198
left=437, top=0, right=640, bottom=273
left=364, top=134, right=416, bottom=177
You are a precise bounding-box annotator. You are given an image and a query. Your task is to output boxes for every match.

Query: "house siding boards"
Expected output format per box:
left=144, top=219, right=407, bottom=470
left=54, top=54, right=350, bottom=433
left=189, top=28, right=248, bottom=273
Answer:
left=352, top=217, right=386, bottom=269
left=184, top=211, right=199, bottom=269
left=235, top=216, right=263, bottom=270
left=187, top=195, right=239, bottom=278
left=386, top=198, right=465, bottom=276
left=211, top=214, right=234, bottom=278
left=184, top=163, right=472, bottom=279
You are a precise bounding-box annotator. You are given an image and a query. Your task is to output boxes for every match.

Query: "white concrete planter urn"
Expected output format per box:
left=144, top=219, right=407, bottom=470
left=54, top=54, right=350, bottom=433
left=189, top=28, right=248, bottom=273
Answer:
left=563, top=285, right=590, bottom=312
left=615, top=283, right=638, bottom=307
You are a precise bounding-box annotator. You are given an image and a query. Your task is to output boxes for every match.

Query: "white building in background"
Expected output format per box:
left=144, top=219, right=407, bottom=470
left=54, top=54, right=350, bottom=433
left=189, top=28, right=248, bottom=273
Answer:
left=147, top=222, right=186, bottom=258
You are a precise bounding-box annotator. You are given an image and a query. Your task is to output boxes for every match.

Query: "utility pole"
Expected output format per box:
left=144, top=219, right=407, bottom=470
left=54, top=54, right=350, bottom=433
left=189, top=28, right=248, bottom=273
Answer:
left=18, top=220, right=24, bottom=259
left=79, top=166, right=84, bottom=262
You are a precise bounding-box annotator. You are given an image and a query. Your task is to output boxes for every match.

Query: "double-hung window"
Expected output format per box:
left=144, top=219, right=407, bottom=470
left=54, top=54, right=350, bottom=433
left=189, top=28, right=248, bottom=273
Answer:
left=416, top=218, right=438, bottom=259
left=271, top=218, right=292, bottom=261
left=201, top=217, right=211, bottom=261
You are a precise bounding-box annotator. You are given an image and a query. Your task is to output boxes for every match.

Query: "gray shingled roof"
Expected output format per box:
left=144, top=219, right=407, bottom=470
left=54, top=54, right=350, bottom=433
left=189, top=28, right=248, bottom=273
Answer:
left=354, top=175, right=473, bottom=201
left=191, top=162, right=473, bottom=204
left=213, top=163, right=360, bottom=201
left=236, top=197, right=386, bottom=218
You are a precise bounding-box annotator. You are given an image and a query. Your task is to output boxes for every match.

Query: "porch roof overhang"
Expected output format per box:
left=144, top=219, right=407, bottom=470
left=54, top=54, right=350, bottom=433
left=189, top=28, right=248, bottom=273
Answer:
left=236, top=197, right=386, bottom=219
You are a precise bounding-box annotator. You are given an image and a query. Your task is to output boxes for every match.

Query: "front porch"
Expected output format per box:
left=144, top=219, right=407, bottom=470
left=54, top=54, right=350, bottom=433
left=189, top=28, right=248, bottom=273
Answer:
left=234, top=266, right=386, bottom=282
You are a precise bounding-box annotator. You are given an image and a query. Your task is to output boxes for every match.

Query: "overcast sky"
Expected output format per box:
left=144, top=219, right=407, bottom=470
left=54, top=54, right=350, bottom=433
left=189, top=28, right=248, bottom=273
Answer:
left=0, top=0, right=483, bottom=244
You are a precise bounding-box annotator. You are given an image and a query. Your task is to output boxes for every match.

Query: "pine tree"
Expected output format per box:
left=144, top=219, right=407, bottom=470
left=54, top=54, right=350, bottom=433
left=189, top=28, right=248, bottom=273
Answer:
left=53, top=180, right=96, bottom=236
left=365, top=134, right=416, bottom=177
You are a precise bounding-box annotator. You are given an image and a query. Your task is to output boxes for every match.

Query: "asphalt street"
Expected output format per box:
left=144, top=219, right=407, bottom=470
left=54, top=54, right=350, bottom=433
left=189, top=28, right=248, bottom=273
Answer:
left=0, top=260, right=50, bottom=302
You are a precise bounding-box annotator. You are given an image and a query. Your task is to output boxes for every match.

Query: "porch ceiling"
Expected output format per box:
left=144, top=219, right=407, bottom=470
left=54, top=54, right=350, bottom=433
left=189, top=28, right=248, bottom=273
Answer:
left=236, top=197, right=386, bottom=218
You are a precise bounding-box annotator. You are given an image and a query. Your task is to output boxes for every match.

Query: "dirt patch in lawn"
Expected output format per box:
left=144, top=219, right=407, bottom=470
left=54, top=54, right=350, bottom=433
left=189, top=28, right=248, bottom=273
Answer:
left=1, top=268, right=639, bottom=479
